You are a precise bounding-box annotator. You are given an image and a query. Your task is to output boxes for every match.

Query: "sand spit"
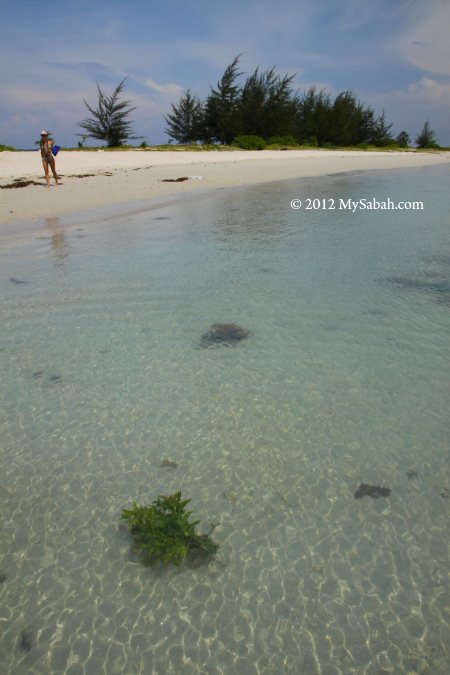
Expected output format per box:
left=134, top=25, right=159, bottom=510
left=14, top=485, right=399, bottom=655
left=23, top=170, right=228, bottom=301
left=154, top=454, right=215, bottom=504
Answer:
left=1, top=149, right=449, bottom=227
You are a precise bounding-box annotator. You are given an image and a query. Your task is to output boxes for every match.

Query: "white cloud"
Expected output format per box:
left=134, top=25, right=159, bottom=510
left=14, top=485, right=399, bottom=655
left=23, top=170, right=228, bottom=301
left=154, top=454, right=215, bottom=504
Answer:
left=406, top=77, right=450, bottom=103
left=396, top=0, right=450, bottom=76
left=367, top=76, right=450, bottom=144
left=143, top=79, right=184, bottom=98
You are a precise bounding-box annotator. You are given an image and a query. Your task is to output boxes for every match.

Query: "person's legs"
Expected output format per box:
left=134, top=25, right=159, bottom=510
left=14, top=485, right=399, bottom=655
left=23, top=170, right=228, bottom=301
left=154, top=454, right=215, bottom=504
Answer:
left=42, top=159, right=50, bottom=187
left=49, top=157, right=59, bottom=185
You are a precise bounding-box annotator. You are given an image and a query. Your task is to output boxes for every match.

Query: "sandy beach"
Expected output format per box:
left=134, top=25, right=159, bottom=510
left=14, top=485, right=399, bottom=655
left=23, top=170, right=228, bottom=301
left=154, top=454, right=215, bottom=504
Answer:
left=1, top=148, right=450, bottom=228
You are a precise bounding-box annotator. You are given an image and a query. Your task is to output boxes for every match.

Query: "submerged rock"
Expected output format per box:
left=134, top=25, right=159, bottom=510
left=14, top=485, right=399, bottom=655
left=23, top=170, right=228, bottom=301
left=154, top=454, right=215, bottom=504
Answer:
left=200, top=323, right=251, bottom=348
left=354, top=483, right=391, bottom=499
left=18, top=629, right=34, bottom=653
left=9, top=277, right=30, bottom=284
left=160, top=458, right=178, bottom=469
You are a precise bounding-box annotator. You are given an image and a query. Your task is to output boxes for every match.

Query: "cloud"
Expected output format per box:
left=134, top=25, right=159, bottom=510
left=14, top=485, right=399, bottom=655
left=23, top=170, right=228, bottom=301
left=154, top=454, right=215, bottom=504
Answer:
left=6, top=85, right=86, bottom=109
left=367, top=76, right=450, bottom=143
left=46, top=61, right=119, bottom=79
left=406, top=77, right=450, bottom=103
left=2, top=0, right=450, bottom=147
left=143, top=78, right=184, bottom=98
left=396, top=0, right=450, bottom=76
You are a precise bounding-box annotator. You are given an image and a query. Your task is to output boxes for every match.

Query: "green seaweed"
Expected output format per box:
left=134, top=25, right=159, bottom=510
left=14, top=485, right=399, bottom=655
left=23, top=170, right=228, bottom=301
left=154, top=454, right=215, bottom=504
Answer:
left=121, top=492, right=219, bottom=566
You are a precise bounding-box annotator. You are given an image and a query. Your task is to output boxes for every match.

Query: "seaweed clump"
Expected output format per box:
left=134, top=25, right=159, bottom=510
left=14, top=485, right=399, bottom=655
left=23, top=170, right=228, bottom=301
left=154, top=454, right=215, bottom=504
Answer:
left=354, top=483, right=391, bottom=499
left=121, top=492, right=219, bottom=566
left=200, top=323, right=250, bottom=348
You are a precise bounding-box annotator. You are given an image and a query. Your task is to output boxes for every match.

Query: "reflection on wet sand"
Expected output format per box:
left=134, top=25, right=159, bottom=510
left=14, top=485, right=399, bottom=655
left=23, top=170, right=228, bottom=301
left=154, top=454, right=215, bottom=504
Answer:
left=45, top=217, right=71, bottom=266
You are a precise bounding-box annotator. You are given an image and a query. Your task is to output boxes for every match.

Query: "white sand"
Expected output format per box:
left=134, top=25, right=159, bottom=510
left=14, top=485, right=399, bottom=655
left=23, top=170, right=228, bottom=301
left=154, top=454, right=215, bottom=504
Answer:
left=1, top=149, right=449, bottom=228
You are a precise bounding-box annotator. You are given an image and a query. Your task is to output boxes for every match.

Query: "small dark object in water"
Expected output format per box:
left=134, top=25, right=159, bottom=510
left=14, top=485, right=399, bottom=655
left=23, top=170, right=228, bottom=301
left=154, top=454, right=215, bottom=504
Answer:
left=439, top=487, right=450, bottom=499
left=223, top=490, right=238, bottom=505
left=19, top=629, right=34, bottom=653
left=354, top=483, right=391, bottom=499
left=160, top=458, right=178, bottom=469
left=161, top=176, right=189, bottom=182
left=32, top=371, right=44, bottom=378
left=0, top=572, right=6, bottom=583
left=200, top=323, right=251, bottom=348
left=388, top=276, right=450, bottom=295
left=365, top=308, right=388, bottom=317
left=406, top=469, right=419, bottom=478
left=49, top=375, right=62, bottom=383
left=386, top=276, right=450, bottom=306
left=9, top=277, right=30, bottom=284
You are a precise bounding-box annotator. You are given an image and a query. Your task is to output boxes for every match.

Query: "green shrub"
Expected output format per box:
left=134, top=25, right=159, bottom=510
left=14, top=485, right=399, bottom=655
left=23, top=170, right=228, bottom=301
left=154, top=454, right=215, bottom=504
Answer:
left=233, top=135, right=267, bottom=150
left=301, top=136, right=319, bottom=147
left=121, top=492, right=219, bottom=566
left=0, top=143, right=15, bottom=151
left=267, top=135, right=299, bottom=147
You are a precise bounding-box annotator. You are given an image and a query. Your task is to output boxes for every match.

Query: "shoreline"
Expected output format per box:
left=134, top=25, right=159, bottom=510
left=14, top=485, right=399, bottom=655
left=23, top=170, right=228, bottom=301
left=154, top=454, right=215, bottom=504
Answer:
left=1, top=149, right=450, bottom=230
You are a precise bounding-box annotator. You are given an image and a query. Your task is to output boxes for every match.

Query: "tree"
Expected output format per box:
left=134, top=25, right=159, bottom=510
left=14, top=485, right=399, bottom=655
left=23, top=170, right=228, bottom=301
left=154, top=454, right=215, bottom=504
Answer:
left=240, top=67, right=297, bottom=139
left=328, top=91, right=375, bottom=146
left=165, top=90, right=204, bottom=144
left=78, top=78, right=139, bottom=147
left=295, top=87, right=332, bottom=144
left=415, top=120, right=438, bottom=148
left=164, top=56, right=396, bottom=149
left=369, top=110, right=394, bottom=146
left=204, top=55, right=243, bottom=144
left=395, top=131, right=410, bottom=147
left=294, top=88, right=376, bottom=146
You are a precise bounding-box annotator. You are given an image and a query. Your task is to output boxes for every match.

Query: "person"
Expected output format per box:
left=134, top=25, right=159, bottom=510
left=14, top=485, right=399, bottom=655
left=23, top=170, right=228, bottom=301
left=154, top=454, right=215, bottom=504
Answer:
left=39, top=130, right=59, bottom=187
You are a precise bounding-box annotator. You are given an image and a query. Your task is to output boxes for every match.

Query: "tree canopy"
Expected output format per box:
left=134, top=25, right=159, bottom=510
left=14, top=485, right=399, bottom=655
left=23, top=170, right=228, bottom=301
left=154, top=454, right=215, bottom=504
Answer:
left=79, top=79, right=139, bottom=147
left=415, top=120, right=438, bottom=148
left=165, top=90, right=204, bottom=144
left=164, top=55, right=399, bottom=147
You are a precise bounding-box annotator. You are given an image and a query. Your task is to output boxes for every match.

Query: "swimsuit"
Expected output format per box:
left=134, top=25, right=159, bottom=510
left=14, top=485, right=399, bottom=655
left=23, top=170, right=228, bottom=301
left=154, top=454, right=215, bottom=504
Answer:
left=40, top=141, right=53, bottom=162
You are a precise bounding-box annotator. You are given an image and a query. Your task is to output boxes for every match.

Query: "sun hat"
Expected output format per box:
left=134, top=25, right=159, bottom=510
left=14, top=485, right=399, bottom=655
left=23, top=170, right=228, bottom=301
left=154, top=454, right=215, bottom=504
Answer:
left=40, top=130, right=48, bottom=135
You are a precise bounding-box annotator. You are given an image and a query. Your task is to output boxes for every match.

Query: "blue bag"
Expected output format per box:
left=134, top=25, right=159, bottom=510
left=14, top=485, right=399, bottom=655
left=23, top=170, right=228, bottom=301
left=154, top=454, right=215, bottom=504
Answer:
left=52, top=145, right=60, bottom=156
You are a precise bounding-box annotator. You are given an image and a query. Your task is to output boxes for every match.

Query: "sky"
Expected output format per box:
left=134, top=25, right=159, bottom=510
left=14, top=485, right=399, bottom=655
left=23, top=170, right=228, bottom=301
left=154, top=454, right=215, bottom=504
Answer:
left=1, top=0, right=449, bottom=148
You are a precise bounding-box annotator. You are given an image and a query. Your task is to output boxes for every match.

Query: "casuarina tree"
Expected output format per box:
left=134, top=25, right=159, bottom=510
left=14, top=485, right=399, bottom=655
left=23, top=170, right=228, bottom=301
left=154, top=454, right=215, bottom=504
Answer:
left=415, top=120, right=438, bottom=148
left=203, top=54, right=243, bottom=144
left=79, top=79, right=140, bottom=147
left=396, top=130, right=410, bottom=147
left=165, top=90, right=204, bottom=144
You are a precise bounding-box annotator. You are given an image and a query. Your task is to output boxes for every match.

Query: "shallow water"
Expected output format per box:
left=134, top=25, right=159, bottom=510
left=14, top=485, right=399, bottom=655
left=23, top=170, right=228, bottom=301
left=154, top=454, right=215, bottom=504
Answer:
left=1, top=165, right=449, bottom=674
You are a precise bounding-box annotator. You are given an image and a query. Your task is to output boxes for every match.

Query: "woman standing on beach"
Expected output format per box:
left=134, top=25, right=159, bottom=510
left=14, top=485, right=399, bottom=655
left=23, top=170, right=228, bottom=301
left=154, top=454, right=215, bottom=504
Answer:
left=40, top=130, right=58, bottom=187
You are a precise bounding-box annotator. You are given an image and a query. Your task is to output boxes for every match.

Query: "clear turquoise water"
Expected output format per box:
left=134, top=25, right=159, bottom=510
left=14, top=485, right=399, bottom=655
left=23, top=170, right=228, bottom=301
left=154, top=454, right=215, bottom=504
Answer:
left=1, top=165, right=449, bottom=674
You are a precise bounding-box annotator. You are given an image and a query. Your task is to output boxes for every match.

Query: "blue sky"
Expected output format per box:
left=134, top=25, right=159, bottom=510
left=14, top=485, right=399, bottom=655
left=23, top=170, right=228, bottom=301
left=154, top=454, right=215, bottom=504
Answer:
left=1, top=0, right=449, bottom=148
